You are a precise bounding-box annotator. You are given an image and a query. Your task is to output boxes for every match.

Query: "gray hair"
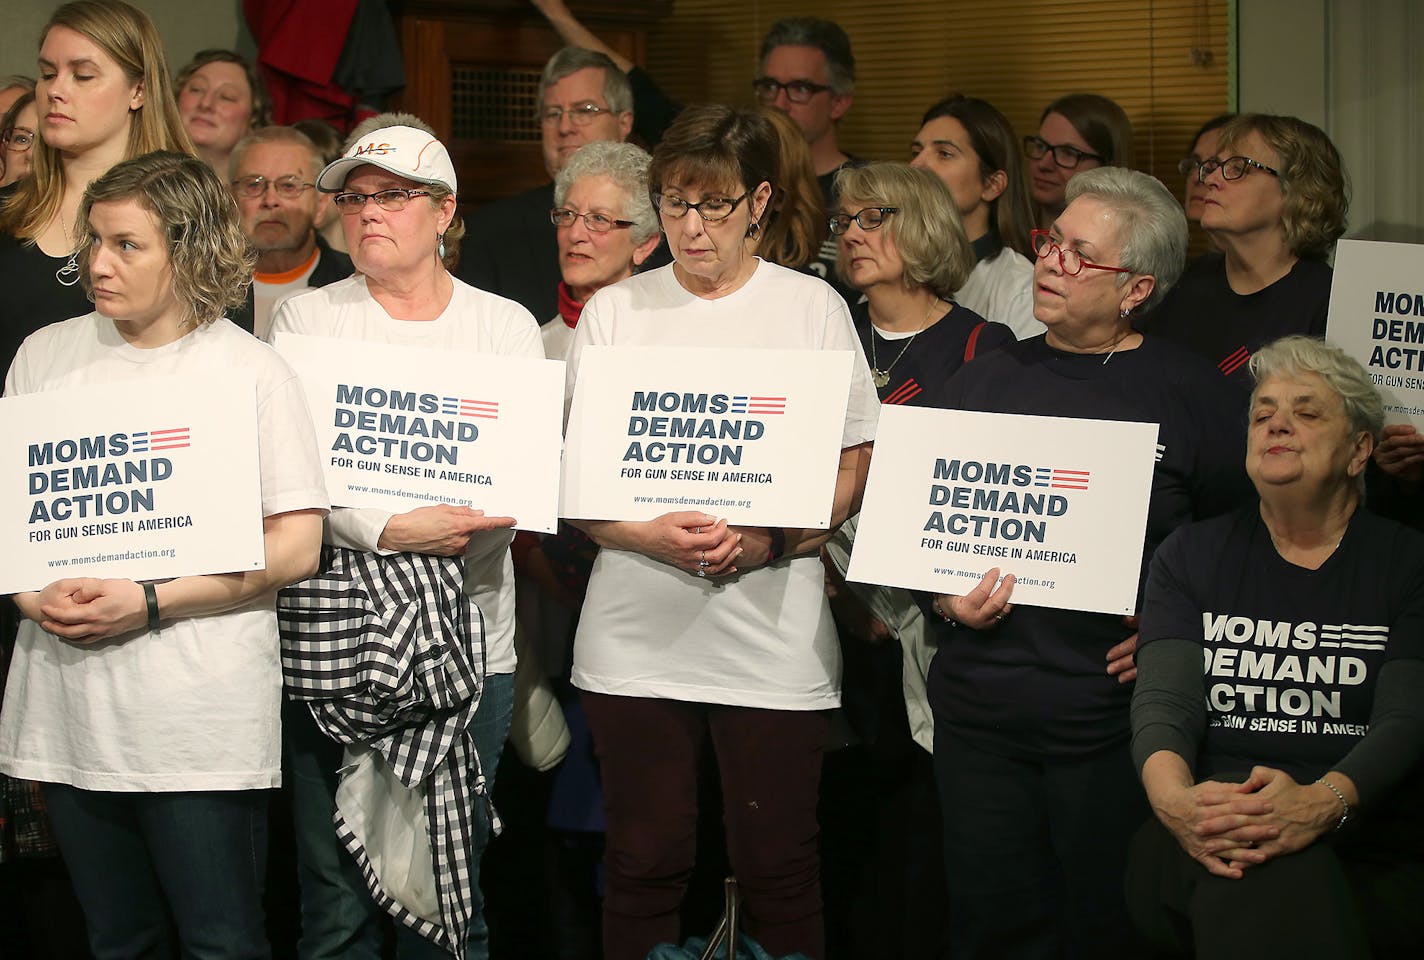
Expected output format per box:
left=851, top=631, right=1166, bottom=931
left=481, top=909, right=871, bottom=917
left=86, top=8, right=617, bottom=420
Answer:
left=1065, top=166, right=1185, bottom=314
left=1249, top=336, right=1384, bottom=444
left=759, top=18, right=856, bottom=96
left=540, top=47, right=632, bottom=114
left=229, top=125, right=323, bottom=181
left=554, top=141, right=657, bottom=244
left=345, top=111, right=435, bottom=147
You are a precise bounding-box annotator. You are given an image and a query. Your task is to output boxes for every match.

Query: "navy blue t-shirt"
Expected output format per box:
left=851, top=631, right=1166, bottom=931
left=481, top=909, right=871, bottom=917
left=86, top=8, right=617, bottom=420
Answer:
left=922, top=335, right=1253, bottom=759
left=1139, top=507, right=1424, bottom=783
left=852, top=300, right=1013, bottom=406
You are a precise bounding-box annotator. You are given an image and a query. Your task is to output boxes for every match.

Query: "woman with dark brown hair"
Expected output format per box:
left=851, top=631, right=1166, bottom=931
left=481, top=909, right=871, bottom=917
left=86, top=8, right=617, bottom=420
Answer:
left=563, top=103, right=878, bottom=960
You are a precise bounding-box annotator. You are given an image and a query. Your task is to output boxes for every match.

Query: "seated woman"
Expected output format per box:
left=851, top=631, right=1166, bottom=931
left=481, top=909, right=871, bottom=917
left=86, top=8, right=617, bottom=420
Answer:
left=546, top=140, right=661, bottom=361
left=911, top=94, right=1040, bottom=338
left=1025, top=92, right=1133, bottom=229
left=834, top=161, right=1013, bottom=404
left=1129, top=335, right=1424, bottom=959
left=1143, top=114, right=1347, bottom=392
left=0, top=150, right=327, bottom=959
left=174, top=49, right=270, bottom=177
left=755, top=104, right=827, bottom=272
left=920, top=167, right=1250, bottom=959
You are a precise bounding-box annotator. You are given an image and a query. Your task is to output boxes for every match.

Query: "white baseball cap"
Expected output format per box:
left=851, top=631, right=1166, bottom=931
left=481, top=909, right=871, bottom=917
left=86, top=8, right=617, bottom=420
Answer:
left=317, top=124, right=458, bottom=195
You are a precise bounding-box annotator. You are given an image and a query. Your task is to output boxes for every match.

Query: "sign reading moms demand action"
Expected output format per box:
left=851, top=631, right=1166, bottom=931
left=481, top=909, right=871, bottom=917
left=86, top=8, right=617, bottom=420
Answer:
left=0, top=374, right=264, bottom=593
left=274, top=333, right=565, bottom=534
left=561, top=346, right=854, bottom=527
left=847, top=407, right=1159, bottom=615
left=1326, top=238, right=1424, bottom=428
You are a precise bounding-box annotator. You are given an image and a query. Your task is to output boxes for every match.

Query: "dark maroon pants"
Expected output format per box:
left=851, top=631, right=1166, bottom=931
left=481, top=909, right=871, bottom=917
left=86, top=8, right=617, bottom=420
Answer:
left=581, top=692, right=830, bottom=960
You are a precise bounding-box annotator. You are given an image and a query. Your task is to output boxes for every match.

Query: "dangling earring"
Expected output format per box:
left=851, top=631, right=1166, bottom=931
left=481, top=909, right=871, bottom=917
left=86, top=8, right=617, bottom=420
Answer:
left=1120, top=307, right=1131, bottom=320
left=747, top=219, right=761, bottom=240
left=438, top=232, right=446, bottom=260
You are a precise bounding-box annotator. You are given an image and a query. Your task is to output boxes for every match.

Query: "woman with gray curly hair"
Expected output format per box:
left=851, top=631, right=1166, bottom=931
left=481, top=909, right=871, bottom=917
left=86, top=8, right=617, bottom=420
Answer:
left=1128, top=335, right=1424, bottom=958
left=545, top=139, right=661, bottom=360
left=0, top=149, right=328, bottom=959
left=919, top=166, right=1253, bottom=959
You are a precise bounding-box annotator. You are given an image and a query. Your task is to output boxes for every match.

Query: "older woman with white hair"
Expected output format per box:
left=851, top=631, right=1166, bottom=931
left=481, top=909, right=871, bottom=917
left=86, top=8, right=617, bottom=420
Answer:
left=919, top=166, right=1252, bottom=959
left=1128, top=335, right=1424, bottom=959
left=545, top=140, right=661, bottom=360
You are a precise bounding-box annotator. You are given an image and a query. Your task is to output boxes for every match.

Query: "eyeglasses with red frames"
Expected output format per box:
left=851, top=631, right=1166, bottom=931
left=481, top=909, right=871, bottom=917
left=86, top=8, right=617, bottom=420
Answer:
left=1030, top=230, right=1134, bottom=277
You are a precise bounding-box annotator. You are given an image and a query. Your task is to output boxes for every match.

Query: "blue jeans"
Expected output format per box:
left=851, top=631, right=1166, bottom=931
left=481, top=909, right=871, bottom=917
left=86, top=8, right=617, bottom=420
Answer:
left=286, top=672, right=514, bottom=960
left=42, top=784, right=269, bottom=960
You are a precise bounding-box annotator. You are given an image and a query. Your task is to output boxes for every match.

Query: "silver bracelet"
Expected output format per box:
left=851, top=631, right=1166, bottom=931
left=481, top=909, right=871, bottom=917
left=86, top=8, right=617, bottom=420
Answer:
left=930, top=596, right=958, bottom=626
left=1316, top=777, right=1350, bottom=831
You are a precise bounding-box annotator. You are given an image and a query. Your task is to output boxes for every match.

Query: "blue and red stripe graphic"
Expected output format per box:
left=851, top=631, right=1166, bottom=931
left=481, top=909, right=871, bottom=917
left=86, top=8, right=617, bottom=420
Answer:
left=130, top=427, right=191, bottom=452
left=730, top=395, right=787, bottom=415
left=1032, top=467, right=1090, bottom=491
left=440, top=397, right=499, bottom=420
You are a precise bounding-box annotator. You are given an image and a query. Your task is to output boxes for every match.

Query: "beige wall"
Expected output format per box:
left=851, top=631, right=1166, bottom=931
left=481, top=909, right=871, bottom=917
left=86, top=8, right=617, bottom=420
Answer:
left=0, top=0, right=253, bottom=82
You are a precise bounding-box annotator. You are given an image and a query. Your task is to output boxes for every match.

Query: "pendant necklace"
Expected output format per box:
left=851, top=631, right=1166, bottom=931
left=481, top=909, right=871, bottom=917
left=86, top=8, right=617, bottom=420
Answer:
left=870, top=298, right=941, bottom=388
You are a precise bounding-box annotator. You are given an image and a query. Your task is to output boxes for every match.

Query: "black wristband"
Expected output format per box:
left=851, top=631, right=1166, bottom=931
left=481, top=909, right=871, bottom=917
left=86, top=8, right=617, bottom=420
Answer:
left=142, top=582, right=161, bottom=632
left=767, top=527, right=787, bottom=564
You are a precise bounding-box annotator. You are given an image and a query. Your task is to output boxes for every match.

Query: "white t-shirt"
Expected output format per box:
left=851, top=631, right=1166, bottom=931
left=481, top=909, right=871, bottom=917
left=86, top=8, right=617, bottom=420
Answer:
left=0, top=315, right=329, bottom=791
left=955, top=248, right=1044, bottom=340
left=270, top=274, right=544, bottom=675
left=542, top=315, right=576, bottom=361
left=565, top=260, right=880, bottom=709
left=252, top=251, right=320, bottom=341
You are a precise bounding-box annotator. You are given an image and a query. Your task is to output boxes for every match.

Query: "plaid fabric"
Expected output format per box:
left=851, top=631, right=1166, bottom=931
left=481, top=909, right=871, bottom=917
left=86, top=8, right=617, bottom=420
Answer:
left=278, top=546, right=499, bottom=957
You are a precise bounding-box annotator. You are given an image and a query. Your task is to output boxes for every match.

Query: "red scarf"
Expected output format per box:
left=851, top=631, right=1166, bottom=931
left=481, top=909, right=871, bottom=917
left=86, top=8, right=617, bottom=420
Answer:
left=557, top=282, right=584, bottom=329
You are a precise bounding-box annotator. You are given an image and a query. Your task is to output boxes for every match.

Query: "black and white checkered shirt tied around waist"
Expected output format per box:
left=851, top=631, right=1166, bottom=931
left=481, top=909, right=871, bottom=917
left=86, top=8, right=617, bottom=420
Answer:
left=278, top=545, right=500, bottom=957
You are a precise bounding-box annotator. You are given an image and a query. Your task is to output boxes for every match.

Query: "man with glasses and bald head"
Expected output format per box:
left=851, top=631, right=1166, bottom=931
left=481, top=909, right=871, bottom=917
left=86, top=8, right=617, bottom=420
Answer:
left=228, top=125, right=353, bottom=338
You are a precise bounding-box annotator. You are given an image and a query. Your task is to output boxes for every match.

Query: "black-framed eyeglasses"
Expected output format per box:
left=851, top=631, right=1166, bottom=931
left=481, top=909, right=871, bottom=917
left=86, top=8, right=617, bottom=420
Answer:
left=539, top=102, right=616, bottom=126
left=828, top=207, right=898, bottom=236
left=231, top=175, right=314, bottom=199
left=1197, top=155, right=1280, bottom=183
left=752, top=77, right=832, bottom=105
left=1030, top=229, right=1134, bottom=277
left=1, top=127, right=35, bottom=152
left=332, top=188, right=432, bottom=214
left=653, top=191, right=751, bottom=223
left=1023, top=135, right=1104, bottom=169
left=550, top=207, right=635, bottom=233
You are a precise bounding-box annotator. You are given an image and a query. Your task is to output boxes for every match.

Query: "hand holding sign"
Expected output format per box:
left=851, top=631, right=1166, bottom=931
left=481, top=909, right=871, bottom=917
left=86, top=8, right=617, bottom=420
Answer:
left=377, top=504, right=517, bottom=557
left=936, top=567, right=1016, bottom=630
left=33, top=577, right=147, bottom=643
left=1374, top=424, right=1424, bottom=488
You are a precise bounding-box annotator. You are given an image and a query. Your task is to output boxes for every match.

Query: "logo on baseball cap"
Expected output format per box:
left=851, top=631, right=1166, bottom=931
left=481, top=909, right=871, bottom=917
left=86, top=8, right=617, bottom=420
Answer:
left=317, top=124, right=458, bottom=195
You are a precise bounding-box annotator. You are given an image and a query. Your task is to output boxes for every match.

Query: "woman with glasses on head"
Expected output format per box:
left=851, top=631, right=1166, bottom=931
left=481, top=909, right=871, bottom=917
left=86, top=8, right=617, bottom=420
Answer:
left=1025, top=92, right=1134, bottom=229
left=0, top=90, right=37, bottom=187
left=918, top=167, right=1250, bottom=960
left=269, top=113, right=543, bottom=960
left=0, top=149, right=327, bottom=960
left=1143, top=114, right=1347, bottom=393
left=0, top=0, right=192, bottom=378
left=563, top=103, right=878, bottom=960
left=834, top=162, right=1013, bottom=404
left=174, top=49, right=270, bottom=178
left=912, top=94, right=1040, bottom=337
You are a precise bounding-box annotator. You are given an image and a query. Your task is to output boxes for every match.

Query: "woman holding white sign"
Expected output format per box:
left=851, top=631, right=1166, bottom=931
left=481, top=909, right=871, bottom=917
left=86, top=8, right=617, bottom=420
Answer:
left=1128, top=336, right=1424, bottom=959
left=269, top=113, right=543, bottom=960
left=563, top=103, right=878, bottom=960
left=920, top=166, right=1251, bottom=959
left=0, top=150, right=328, bottom=959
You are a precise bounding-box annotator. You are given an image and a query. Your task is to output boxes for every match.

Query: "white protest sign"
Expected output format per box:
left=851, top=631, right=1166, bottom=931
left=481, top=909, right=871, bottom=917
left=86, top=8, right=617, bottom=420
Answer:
left=847, top=406, right=1159, bottom=615
left=0, top=374, right=264, bottom=593
left=274, top=333, right=565, bottom=534
left=561, top=345, right=853, bottom=527
left=1326, top=238, right=1424, bottom=428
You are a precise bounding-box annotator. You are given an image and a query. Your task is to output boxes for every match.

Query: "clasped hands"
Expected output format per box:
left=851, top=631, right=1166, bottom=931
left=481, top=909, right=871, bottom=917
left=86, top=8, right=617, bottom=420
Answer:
left=1156, top=766, right=1341, bottom=879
